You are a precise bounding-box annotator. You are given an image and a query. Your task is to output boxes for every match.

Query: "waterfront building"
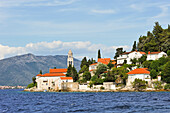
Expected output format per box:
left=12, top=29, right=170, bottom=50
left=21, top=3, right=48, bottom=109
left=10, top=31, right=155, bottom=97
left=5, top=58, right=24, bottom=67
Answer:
left=36, top=68, right=73, bottom=90
left=147, top=51, right=167, bottom=61
left=36, top=50, right=74, bottom=91
left=126, top=68, right=151, bottom=87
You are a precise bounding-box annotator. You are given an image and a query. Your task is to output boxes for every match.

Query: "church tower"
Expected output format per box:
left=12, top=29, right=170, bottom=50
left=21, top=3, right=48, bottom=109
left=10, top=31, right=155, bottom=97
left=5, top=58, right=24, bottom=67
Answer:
left=67, top=50, right=74, bottom=67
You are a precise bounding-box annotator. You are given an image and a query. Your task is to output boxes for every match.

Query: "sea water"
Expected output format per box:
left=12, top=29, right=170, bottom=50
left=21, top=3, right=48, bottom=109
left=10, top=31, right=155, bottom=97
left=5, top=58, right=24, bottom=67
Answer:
left=0, top=89, right=170, bottom=113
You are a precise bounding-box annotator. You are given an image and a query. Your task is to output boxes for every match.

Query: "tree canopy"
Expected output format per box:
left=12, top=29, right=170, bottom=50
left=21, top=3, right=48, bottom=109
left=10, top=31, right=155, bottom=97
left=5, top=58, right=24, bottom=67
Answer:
left=138, top=22, right=170, bottom=53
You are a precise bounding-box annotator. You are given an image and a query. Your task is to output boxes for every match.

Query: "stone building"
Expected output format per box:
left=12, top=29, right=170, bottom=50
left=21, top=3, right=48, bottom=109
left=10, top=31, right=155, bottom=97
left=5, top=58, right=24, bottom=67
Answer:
left=67, top=49, right=74, bottom=67
left=36, top=50, right=76, bottom=91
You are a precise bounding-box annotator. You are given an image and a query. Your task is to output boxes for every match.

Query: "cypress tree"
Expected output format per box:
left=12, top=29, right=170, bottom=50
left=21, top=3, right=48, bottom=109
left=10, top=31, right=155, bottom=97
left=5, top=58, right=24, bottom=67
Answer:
left=98, top=49, right=101, bottom=58
left=39, top=70, right=42, bottom=74
left=132, top=41, right=137, bottom=51
left=80, top=57, right=88, bottom=68
left=66, top=64, right=72, bottom=77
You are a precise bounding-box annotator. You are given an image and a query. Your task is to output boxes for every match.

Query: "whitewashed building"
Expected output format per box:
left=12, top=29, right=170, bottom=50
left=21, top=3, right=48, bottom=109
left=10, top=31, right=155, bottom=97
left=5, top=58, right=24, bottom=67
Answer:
left=126, top=68, right=151, bottom=87
left=117, top=50, right=146, bottom=67
left=36, top=50, right=74, bottom=91
left=147, top=51, right=167, bottom=61
left=36, top=69, right=73, bottom=90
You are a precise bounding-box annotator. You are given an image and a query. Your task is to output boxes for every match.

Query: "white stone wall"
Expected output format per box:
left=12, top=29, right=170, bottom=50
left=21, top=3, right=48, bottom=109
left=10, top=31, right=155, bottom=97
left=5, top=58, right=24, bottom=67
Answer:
left=117, top=54, right=128, bottom=65
left=79, top=84, right=91, bottom=90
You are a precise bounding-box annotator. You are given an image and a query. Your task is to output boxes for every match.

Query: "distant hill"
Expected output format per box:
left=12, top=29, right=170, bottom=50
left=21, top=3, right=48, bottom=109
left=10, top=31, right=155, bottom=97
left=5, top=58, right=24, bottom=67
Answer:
left=0, top=53, right=81, bottom=86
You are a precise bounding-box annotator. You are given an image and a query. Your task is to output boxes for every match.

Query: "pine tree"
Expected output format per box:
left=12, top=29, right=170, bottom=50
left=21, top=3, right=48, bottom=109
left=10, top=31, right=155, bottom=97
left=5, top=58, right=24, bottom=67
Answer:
left=80, top=57, right=88, bottom=68
left=114, top=48, right=125, bottom=59
left=132, top=41, right=137, bottom=51
left=98, top=49, right=101, bottom=58
left=153, top=22, right=163, bottom=39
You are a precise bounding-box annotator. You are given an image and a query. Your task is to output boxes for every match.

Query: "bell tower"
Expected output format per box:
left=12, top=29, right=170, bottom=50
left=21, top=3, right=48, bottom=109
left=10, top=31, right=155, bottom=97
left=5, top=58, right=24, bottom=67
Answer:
left=67, top=50, right=74, bottom=67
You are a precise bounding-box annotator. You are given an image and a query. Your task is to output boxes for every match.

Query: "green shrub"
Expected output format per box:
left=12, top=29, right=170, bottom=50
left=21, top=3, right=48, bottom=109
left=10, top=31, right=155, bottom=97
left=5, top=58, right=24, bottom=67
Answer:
left=132, top=78, right=146, bottom=91
left=27, top=83, right=35, bottom=88
left=100, top=86, right=105, bottom=90
left=153, top=81, right=163, bottom=90
left=164, top=84, right=170, bottom=90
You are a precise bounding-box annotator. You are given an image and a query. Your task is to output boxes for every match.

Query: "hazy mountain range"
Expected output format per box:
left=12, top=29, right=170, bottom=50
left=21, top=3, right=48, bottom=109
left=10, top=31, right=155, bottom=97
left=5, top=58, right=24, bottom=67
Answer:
left=0, top=53, right=81, bottom=86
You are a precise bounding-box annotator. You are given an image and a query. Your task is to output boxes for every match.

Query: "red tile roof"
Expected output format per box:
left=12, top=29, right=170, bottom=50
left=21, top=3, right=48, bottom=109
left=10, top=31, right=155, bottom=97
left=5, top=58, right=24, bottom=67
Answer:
left=122, top=51, right=132, bottom=55
left=89, top=69, right=94, bottom=72
left=127, top=68, right=150, bottom=74
left=49, top=69, right=67, bottom=73
left=148, top=51, right=161, bottom=54
left=140, top=52, right=146, bottom=54
left=122, top=51, right=146, bottom=55
left=90, top=63, right=98, bottom=66
left=38, top=73, right=66, bottom=77
left=103, top=71, right=108, bottom=73
left=98, top=58, right=116, bottom=65
left=36, top=74, right=42, bottom=76
left=60, top=77, right=73, bottom=80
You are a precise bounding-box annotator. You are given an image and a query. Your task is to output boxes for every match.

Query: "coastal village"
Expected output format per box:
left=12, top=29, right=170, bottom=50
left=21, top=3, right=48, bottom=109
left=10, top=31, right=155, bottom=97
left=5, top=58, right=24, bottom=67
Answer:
left=25, top=23, right=170, bottom=92
left=25, top=49, right=169, bottom=92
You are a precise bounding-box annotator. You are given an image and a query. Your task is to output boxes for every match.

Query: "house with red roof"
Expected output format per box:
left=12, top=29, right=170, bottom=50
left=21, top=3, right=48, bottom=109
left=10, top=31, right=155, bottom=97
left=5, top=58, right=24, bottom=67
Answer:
left=126, top=68, right=151, bottom=87
left=36, top=68, right=73, bottom=90
left=36, top=50, right=75, bottom=91
left=147, top=51, right=167, bottom=61
left=117, top=50, right=146, bottom=67
left=89, top=58, right=116, bottom=76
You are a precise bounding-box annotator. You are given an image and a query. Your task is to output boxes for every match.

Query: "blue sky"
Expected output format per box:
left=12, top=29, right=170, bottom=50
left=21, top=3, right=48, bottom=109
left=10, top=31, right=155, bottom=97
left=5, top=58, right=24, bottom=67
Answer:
left=0, top=0, right=170, bottom=60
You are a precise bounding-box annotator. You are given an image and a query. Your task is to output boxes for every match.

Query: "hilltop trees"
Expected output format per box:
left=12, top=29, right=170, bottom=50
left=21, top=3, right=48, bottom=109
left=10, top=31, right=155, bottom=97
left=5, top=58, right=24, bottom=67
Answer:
left=114, top=48, right=125, bottom=59
left=138, top=22, right=170, bottom=53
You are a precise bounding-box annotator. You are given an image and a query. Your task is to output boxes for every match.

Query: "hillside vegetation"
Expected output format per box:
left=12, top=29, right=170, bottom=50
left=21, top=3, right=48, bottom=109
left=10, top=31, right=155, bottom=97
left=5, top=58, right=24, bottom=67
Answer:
left=138, top=22, right=170, bottom=53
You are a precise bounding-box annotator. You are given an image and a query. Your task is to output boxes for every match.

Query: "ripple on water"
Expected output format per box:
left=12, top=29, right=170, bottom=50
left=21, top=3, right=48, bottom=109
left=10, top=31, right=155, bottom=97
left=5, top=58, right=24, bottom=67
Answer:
left=0, top=90, right=170, bottom=113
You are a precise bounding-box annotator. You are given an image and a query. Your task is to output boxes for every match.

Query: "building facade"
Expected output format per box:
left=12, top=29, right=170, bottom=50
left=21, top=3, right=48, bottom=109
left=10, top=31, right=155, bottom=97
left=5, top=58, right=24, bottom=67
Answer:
left=147, top=51, right=167, bottom=61
left=126, top=68, right=151, bottom=87
left=117, top=50, right=146, bottom=67
left=36, top=50, right=75, bottom=91
left=36, top=69, right=73, bottom=90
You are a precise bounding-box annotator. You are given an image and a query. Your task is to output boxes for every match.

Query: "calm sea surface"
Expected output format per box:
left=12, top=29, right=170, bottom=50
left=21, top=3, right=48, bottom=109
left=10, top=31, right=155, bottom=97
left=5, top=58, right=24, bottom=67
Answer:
left=0, top=89, right=170, bottom=113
